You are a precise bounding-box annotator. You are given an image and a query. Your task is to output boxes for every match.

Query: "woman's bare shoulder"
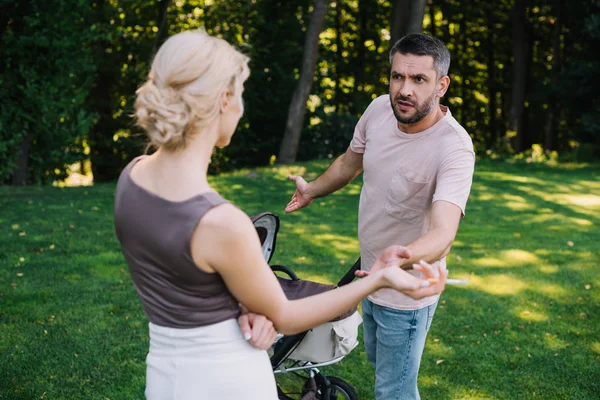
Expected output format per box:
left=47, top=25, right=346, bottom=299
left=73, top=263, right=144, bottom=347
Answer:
left=197, top=202, right=256, bottom=239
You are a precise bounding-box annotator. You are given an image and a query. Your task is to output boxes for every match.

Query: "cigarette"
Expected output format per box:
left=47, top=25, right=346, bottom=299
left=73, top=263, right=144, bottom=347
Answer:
left=427, top=278, right=468, bottom=285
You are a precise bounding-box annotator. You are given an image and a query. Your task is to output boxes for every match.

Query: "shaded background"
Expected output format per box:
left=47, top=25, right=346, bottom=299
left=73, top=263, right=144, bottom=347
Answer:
left=1, top=0, right=599, bottom=184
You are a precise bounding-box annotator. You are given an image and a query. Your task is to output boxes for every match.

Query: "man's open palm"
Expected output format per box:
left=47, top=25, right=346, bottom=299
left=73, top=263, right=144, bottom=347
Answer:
left=285, top=175, right=314, bottom=213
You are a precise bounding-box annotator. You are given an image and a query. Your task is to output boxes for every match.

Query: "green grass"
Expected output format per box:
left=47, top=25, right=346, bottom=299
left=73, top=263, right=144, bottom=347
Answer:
left=1, top=159, right=599, bottom=399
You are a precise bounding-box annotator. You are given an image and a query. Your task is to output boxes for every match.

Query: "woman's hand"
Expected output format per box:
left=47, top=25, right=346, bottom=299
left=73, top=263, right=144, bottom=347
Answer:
left=237, top=312, right=278, bottom=350
left=384, top=259, right=448, bottom=299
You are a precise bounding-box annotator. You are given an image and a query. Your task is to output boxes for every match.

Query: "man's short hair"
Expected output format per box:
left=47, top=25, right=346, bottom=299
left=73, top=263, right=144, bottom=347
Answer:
left=389, top=33, right=451, bottom=78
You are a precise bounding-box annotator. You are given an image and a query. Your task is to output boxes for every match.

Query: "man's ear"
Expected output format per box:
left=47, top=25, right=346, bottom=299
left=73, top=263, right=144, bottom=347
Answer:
left=437, top=75, right=450, bottom=98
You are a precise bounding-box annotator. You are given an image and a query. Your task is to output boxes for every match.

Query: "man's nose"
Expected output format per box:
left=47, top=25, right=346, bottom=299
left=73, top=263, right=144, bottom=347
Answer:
left=399, top=82, right=413, bottom=97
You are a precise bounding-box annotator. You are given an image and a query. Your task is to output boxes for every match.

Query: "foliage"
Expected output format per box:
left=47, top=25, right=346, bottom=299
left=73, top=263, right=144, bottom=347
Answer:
left=1, top=0, right=599, bottom=184
left=512, top=144, right=559, bottom=164
left=297, top=111, right=358, bottom=161
left=1, top=159, right=599, bottom=398
left=85, top=0, right=170, bottom=182
left=0, top=0, right=97, bottom=184
left=558, top=8, right=600, bottom=157
left=203, top=0, right=313, bottom=171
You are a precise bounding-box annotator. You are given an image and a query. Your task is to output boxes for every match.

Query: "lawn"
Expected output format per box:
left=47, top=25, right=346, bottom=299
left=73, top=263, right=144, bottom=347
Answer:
left=1, top=159, right=599, bottom=399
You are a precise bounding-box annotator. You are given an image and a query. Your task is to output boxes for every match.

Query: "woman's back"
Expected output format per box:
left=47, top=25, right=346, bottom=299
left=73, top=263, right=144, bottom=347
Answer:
left=114, top=156, right=240, bottom=328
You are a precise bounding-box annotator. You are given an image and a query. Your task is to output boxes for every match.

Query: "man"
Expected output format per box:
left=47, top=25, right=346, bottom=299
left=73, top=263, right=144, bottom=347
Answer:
left=284, top=33, right=474, bottom=399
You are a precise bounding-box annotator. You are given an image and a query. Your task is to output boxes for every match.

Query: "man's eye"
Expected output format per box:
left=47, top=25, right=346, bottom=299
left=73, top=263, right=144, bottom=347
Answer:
left=416, top=77, right=424, bottom=83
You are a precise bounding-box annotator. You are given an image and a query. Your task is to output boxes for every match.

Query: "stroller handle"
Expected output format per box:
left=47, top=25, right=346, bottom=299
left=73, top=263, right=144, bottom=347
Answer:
left=271, top=265, right=300, bottom=281
left=336, top=257, right=361, bottom=287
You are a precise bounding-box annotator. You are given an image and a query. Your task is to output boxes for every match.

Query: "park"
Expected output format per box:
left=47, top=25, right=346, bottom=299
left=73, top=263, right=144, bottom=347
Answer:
left=1, top=1, right=599, bottom=399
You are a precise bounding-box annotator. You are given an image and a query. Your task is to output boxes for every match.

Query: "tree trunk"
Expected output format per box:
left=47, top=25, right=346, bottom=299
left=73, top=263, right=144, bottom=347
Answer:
left=333, top=0, right=342, bottom=112
left=11, top=134, right=32, bottom=185
left=356, top=0, right=367, bottom=90
left=390, top=0, right=427, bottom=47
left=350, top=0, right=367, bottom=115
left=88, top=0, right=119, bottom=182
left=486, top=3, right=497, bottom=148
left=522, top=17, right=535, bottom=150
left=152, top=0, right=171, bottom=58
left=509, top=0, right=529, bottom=153
left=544, top=0, right=562, bottom=151
left=459, top=11, right=468, bottom=127
left=500, top=89, right=506, bottom=140
left=277, top=0, right=328, bottom=164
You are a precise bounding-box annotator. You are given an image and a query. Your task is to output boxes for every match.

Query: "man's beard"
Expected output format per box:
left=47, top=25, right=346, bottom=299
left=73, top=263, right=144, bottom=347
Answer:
left=390, top=91, right=437, bottom=125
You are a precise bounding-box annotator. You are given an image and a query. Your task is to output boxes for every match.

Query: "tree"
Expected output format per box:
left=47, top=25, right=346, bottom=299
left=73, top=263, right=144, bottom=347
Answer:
left=152, top=0, right=171, bottom=58
left=278, top=0, right=329, bottom=164
left=390, top=0, right=426, bottom=46
left=544, top=0, right=562, bottom=151
left=508, top=0, right=530, bottom=153
left=87, top=0, right=163, bottom=182
left=0, top=0, right=97, bottom=184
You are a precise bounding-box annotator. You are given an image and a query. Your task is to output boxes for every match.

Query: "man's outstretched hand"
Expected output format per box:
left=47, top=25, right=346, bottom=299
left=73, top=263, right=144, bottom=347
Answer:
left=285, top=175, right=314, bottom=213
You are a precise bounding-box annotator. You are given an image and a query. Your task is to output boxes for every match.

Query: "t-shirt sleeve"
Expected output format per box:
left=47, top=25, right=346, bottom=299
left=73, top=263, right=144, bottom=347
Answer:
left=350, top=97, right=383, bottom=153
left=432, top=149, right=475, bottom=217
left=350, top=110, right=368, bottom=154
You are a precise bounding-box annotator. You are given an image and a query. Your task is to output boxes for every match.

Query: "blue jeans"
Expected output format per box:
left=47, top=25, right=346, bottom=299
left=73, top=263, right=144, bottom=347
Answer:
left=362, top=298, right=438, bottom=400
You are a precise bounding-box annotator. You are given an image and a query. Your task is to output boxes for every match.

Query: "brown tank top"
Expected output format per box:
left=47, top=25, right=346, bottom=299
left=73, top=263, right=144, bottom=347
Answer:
left=114, top=157, right=240, bottom=328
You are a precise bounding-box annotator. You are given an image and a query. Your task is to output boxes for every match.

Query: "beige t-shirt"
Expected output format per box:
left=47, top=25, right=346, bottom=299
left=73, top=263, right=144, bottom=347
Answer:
left=351, top=95, right=475, bottom=310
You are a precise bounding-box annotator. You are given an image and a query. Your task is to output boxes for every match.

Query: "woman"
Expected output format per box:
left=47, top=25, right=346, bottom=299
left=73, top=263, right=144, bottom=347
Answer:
left=114, top=31, right=448, bottom=400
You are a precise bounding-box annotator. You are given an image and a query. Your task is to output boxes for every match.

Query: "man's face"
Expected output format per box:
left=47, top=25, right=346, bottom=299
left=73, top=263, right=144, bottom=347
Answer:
left=389, top=52, right=442, bottom=125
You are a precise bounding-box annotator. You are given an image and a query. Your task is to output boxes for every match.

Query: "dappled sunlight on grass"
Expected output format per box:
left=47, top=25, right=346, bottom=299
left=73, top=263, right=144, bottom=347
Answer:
left=475, top=193, right=495, bottom=201
left=270, top=165, right=308, bottom=179
left=538, top=264, right=559, bottom=274
left=292, top=255, right=314, bottom=266
left=469, top=274, right=527, bottom=295
left=472, top=257, right=508, bottom=268
left=591, top=343, right=600, bottom=355
left=500, top=249, right=540, bottom=265
left=470, top=249, right=541, bottom=269
left=543, top=333, right=569, bottom=351
left=309, top=233, right=358, bottom=254
left=562, top=194, right=600, bottom=207
left=503, top=200, right=535, bottom=211
left=516, top=309, right=548, bottom=322
left=571, top=218, right=593, bottom=226
left=501, top=193, right=530, bottom=207
left=534, top=283, right=568, bottom=297
left=528, top=213, right=568, bottom=224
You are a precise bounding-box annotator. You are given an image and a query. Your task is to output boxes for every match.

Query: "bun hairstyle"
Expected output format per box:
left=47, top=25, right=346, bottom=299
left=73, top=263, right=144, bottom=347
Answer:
left=134, top=31, right=250, bottom=151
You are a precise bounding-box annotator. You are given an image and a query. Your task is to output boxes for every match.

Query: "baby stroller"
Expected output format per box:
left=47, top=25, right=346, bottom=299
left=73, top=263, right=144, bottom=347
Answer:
left=252, top=213, right=363, bottom=400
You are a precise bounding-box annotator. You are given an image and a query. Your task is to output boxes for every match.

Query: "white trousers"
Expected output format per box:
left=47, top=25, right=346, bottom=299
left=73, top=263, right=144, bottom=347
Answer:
left=145, top=319, right=278, bottom=400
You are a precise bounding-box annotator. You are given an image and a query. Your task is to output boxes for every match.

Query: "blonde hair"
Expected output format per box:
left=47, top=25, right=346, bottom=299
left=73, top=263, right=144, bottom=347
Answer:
left=134, top=31, right=250, bottom=151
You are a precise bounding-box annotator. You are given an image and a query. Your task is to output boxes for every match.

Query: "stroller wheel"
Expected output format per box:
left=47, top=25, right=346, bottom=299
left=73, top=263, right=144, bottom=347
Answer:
left=316, top=376, right=358, bottom=400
